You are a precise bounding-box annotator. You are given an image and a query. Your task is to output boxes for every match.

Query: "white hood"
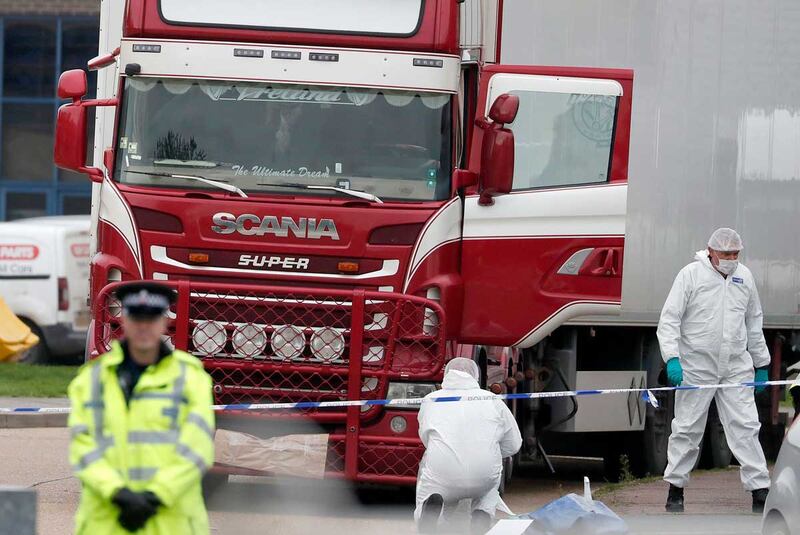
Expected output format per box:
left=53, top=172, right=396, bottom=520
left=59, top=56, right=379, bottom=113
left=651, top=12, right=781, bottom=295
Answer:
left=695, top=249, right=742, bottom=277
left=441, top=370, right=480, bottom=390
left=694, top=249, right=718, bottom=274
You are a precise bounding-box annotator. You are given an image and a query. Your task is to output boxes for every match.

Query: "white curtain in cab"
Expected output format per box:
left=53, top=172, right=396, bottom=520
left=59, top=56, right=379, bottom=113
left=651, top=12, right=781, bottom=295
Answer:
left=160, top=0, right=424, bottom=35
left=128, top=79, right=450, bottom=109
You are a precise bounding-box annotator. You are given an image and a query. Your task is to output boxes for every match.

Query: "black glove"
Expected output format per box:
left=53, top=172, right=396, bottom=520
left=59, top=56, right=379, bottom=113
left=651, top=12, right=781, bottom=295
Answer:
left=112, top=488, right=161, bottom=532
left=141, top=491, right=162, bottom=511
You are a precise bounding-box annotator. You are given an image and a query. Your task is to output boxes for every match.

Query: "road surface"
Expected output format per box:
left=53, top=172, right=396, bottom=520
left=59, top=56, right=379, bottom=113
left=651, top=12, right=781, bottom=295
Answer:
left=0, top=427, right=764, bottom=534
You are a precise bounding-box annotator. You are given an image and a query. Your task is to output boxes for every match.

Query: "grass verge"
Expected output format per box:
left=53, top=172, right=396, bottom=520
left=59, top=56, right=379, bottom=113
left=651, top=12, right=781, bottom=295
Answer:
left=0, top=363, right=79, bottom=397
left=594, top=474, right=663, bottom=498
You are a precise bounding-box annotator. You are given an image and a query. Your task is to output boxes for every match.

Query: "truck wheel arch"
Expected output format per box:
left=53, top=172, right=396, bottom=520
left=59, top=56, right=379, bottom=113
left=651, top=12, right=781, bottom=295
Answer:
left=8, top=300, right=52, bottom=336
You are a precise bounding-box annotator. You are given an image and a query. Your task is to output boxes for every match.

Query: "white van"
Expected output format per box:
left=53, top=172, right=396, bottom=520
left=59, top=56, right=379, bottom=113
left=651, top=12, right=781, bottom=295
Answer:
left=0, top=216, right=90, bottom=363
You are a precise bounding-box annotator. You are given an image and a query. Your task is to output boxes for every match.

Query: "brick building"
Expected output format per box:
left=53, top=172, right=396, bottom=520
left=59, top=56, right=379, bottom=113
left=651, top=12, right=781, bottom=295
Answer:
left=0, top=0, right=99, bottom=220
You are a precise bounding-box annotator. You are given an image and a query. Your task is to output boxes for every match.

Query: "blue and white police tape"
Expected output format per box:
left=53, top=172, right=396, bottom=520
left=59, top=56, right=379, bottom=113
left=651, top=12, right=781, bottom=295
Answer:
left=0, top=379, right=793, bottom=414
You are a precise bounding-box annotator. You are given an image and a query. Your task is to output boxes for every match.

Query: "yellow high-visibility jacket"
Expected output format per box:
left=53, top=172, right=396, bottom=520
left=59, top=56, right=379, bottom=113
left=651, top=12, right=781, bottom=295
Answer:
left=68, top=341, right=215, bottom=535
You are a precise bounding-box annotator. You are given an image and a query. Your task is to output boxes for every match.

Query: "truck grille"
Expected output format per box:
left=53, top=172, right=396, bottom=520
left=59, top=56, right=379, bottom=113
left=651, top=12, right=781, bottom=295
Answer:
left=94, top=281, right=446, bottom=421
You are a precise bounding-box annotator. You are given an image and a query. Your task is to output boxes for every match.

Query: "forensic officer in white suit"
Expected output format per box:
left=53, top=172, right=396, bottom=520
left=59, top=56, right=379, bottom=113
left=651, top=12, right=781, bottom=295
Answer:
left=657, top=228, right=771, bottom=513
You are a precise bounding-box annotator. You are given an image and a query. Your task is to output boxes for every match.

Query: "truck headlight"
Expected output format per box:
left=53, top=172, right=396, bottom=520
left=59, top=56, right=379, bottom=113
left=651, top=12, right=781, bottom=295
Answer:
left=192, top=320, right=226, bottom=356
left=310, top=327, right=345, bottom=362
left=232, top=323, right=266, bottom=358
left=387, top=382, right=437, bottom=410
left=271, top=325, right=305, bottom=360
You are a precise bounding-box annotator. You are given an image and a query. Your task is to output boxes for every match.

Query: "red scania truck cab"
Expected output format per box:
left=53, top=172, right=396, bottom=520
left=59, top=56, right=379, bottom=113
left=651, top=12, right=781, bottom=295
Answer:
left=54, top=0, right=632, bottom=484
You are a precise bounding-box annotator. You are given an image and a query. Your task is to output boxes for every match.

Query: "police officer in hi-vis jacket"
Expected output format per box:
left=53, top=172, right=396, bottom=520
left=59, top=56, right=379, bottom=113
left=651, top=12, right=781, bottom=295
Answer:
left=68, top=281, right=215, bottom=534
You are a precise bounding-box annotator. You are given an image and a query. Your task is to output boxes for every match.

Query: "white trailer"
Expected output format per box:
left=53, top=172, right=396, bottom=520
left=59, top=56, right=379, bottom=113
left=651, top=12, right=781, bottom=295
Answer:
left=491, top=0, right=800, bottom=476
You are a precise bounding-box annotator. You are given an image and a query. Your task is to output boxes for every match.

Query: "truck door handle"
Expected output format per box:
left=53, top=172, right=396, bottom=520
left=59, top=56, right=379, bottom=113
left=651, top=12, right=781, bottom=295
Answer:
left=581, top=247, right=623, bottom=277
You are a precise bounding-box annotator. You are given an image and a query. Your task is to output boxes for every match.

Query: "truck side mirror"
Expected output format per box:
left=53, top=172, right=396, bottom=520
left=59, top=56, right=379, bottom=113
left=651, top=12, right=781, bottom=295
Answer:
left=55, top=104, right=88, bottom=172
left=477, top=93, right=519, bottom=206
left=57, top=69, right=87, bottom=101
left=54, top=70, right=103, bottom=182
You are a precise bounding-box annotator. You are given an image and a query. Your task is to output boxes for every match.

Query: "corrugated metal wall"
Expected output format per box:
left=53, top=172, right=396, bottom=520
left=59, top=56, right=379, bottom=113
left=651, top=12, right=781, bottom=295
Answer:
left=460, top=0, right=498, bottom=63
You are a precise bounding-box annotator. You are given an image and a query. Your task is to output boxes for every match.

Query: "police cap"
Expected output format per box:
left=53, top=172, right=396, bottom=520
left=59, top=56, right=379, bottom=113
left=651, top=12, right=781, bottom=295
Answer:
left=114, top=281, right=176, bottom=319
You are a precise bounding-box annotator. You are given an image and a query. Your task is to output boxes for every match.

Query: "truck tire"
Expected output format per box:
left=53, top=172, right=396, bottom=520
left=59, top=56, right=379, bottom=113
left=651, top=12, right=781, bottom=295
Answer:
left=639, top=334, right=674, bottom=476
left=759, top=422, right=786, bottom=462
left=639, top=393, right=674, bottom=476
left=602, top=435, right=643, bottom=482
left=699, top=400, right=732, bottom=469
left=17, top=320, right=50, bottom=365
left=602, top=438, right=624, bottom=482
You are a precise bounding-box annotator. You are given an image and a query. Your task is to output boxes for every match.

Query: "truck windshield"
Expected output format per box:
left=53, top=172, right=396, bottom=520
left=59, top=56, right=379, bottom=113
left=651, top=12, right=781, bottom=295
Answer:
left=114, top=78, right=453, bottom=201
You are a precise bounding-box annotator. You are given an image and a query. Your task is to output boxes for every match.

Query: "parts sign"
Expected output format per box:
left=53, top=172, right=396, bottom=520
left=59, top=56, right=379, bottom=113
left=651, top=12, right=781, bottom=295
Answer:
left=0, top=244, right=39, bottom=261
left=0, top=243, right=41, bottom=277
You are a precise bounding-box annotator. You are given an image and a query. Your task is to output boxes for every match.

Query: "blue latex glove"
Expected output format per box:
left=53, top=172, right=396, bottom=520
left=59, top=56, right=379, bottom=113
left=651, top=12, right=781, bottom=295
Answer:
left=754, top=368, right=769, bottom=394
left=666, top=357, right=683, bottom=386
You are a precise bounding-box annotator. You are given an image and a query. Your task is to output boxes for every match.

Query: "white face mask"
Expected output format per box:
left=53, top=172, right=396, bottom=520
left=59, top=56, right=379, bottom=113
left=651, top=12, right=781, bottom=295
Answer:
left=717, top=258, right=739, bottom=275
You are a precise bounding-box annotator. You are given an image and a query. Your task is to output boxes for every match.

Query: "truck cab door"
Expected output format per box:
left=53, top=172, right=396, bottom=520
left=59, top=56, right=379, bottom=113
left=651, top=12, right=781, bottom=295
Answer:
left=460, top=65, right=633, bottom=347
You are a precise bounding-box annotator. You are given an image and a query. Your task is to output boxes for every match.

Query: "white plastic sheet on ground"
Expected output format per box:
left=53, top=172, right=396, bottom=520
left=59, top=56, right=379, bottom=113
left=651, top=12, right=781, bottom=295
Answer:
left=214, top=429, right=329, bottom=479
left=486, top=519, right=535, bottom=535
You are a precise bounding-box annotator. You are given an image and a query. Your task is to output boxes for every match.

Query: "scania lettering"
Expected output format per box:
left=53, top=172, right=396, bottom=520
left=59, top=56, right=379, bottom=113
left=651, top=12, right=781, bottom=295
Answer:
left=211, top=213, right=340, bottom=240
left=54, top=0, right=797, bottom=488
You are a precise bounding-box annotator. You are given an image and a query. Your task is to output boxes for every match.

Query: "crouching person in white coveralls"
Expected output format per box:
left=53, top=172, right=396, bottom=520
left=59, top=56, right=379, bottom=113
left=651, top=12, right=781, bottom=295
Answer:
left=415, top=358, right=522, bottom=534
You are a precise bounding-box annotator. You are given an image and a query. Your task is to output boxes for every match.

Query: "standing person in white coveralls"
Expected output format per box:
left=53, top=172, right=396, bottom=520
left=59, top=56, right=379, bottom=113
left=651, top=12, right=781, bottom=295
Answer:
left=415, top=358, right=522, bottom=535
left=657, top=228, right=771, bottom=514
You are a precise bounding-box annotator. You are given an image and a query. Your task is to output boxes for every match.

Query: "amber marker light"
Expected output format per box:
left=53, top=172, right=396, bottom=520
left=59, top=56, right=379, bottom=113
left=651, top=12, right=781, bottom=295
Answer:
left=338, top=261, right=359, bottom=273
left=188, top=252, right=209, bottom=264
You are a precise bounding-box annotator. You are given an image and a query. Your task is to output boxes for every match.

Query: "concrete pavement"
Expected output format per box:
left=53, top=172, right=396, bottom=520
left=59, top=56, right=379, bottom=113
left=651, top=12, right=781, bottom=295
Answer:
left=0, top=427, right=766, bottom=535
left=602, top=468, right=761, bottom=516
left=625, top=515, right=761, bottom=534
left=0, top=397, right=69, bottom=428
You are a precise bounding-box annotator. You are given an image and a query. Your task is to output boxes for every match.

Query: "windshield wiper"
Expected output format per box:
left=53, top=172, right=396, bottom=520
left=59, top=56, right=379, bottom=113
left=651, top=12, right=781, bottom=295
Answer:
left=258, top=182, right=383, bottom=204
left=153, top=159, right=219, bottom=169
left=125, top=170, right=248, bottom=198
